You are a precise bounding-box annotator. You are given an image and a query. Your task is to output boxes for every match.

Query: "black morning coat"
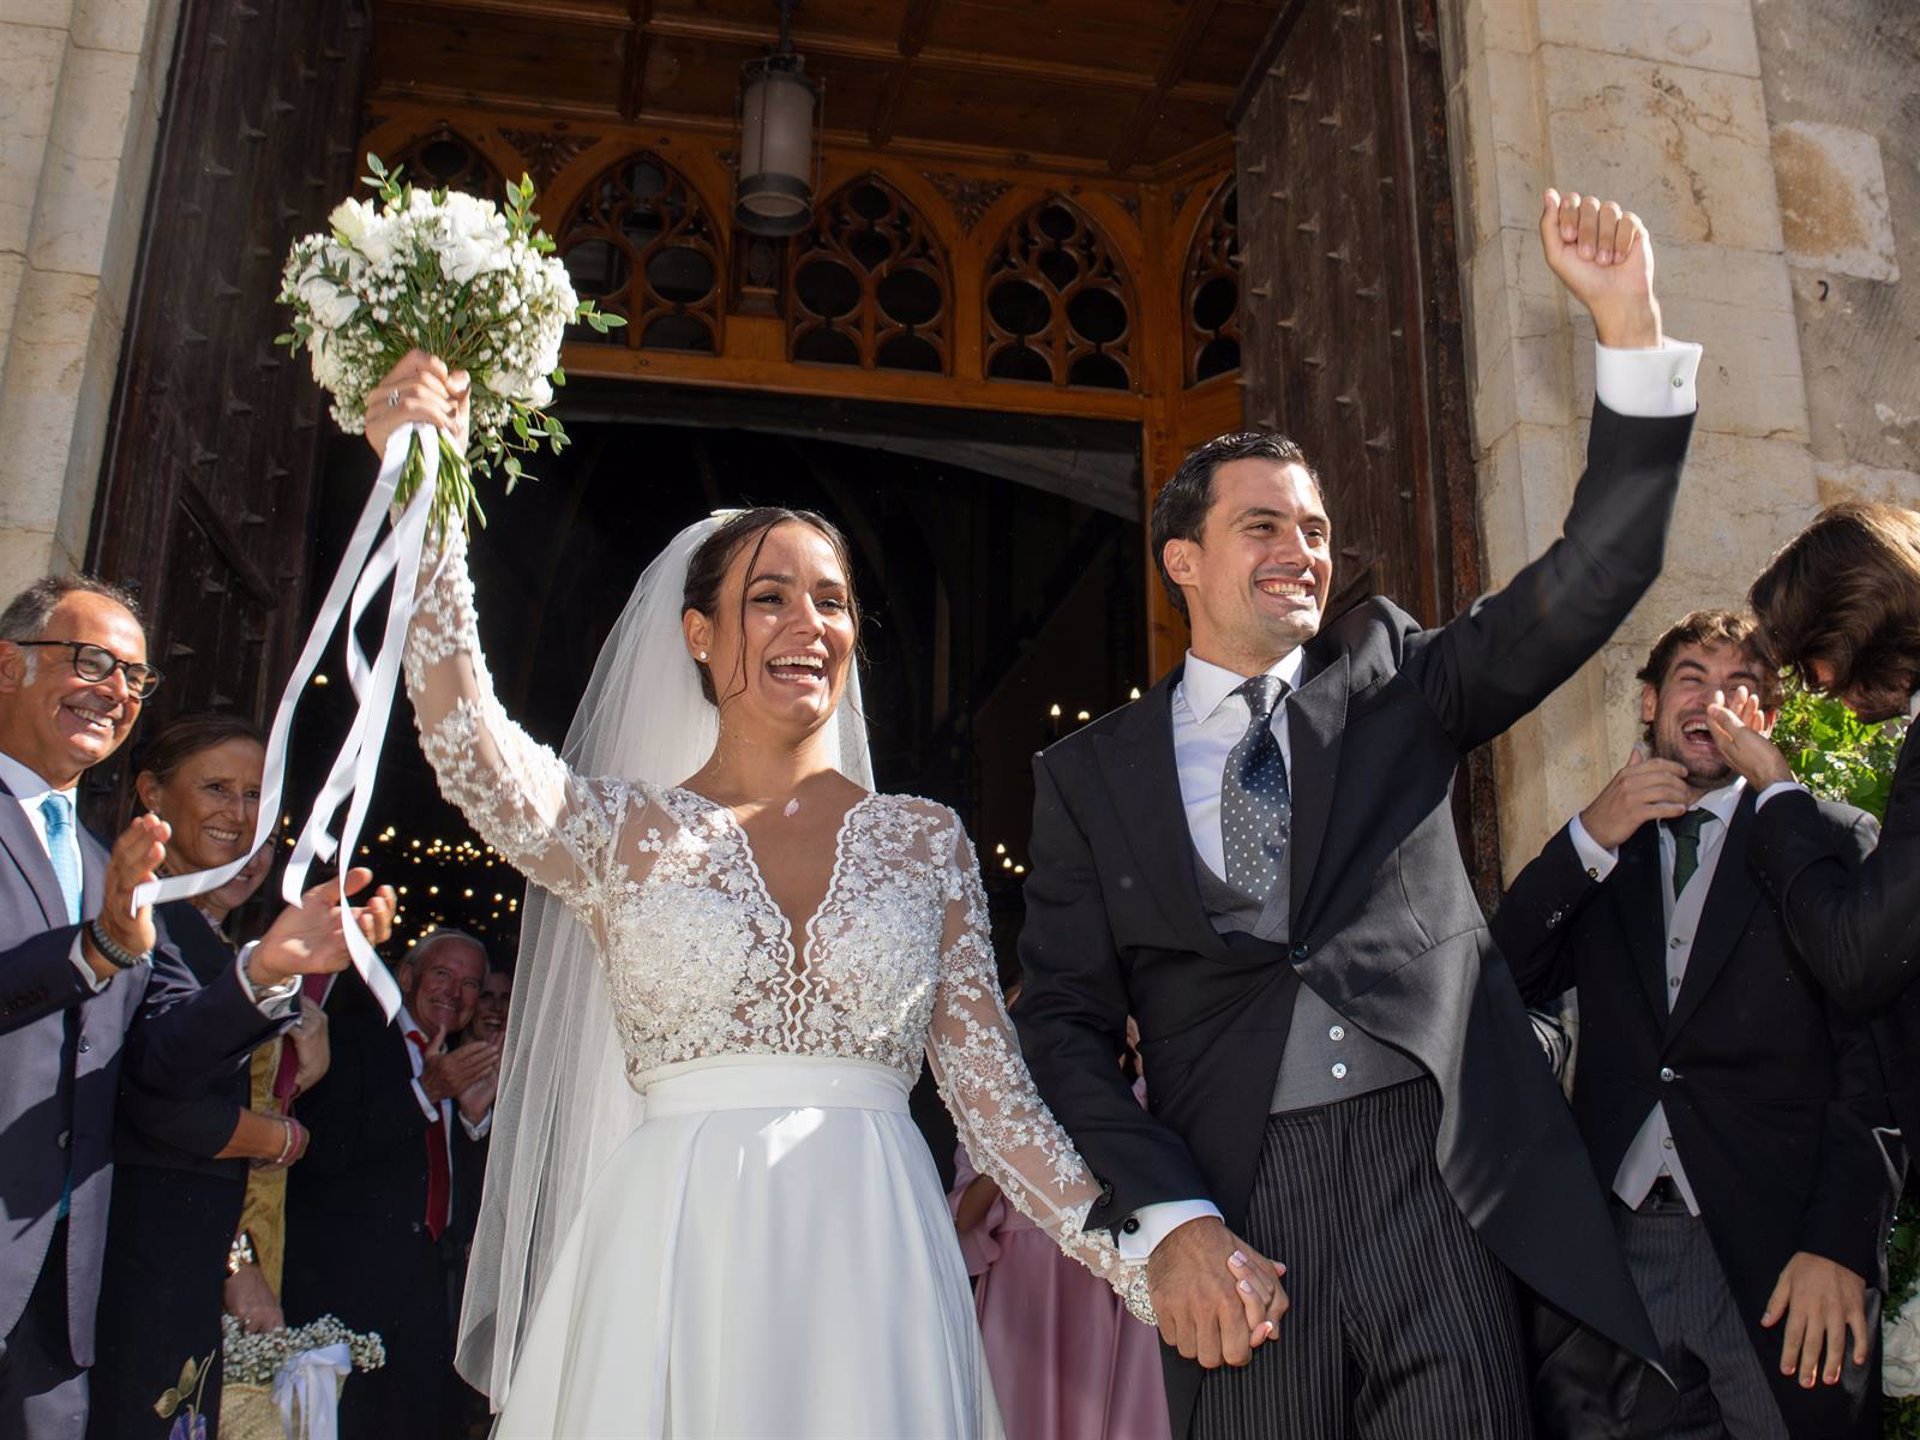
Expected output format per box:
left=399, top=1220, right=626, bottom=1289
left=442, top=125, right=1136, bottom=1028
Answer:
left=1494, top=788, right=1891, bottom=1438
left=1014, top=402, right=1695, bottom=1438
left=1753, top=718, right=1920, bottom=1156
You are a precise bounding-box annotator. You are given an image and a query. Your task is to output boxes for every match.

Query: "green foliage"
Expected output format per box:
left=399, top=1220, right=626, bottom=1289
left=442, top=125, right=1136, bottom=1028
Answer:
left=1772, top=678, right=1907, bottom=821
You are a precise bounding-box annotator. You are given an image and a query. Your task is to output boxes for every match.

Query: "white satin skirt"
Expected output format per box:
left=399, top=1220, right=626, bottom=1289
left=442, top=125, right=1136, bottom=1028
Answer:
left=495, top=1055, right=1005, bottom=1439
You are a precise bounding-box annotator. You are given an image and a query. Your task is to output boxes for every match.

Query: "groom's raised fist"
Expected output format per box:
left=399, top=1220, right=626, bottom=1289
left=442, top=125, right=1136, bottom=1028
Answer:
left=1539, top=189, right=1662, bottom=350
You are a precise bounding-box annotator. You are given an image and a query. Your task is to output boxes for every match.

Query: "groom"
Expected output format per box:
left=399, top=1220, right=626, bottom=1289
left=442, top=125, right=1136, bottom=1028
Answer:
left=1015, top=189, right=1697, bottom=1438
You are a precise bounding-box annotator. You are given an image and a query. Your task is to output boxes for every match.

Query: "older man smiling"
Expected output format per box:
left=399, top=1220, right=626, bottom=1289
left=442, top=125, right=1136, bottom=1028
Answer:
left=0, top=575, right=397, bottom=1440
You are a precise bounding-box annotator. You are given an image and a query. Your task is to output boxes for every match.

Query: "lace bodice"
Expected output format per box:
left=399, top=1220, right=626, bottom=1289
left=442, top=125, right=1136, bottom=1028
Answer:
left=403, top=532, right=1149, bottom=1315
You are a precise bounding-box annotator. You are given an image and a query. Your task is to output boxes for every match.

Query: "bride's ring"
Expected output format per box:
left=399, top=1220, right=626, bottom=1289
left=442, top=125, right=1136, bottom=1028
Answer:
left=388, top=388, right=400, bottom=409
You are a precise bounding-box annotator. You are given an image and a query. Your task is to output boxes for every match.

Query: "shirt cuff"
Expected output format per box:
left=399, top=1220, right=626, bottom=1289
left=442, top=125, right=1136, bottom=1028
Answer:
left=1118, top=1199, right=1224, bottom=1262
left=460, top=1109, right=493, bottom=1141
left=1594, top=337, right=1701, bottom=418
left=411, top=1078, right=441, bottom=1124
left=232, top=943, right=301, bottom=1017
left=1567, top=814, right=1619, bottom=881
left=68, top=933, right=113, bottom=993
left=1755, top=780, right=1808, bottom=810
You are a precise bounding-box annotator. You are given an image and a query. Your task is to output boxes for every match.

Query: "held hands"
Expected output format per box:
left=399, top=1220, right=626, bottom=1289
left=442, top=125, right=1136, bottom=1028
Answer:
left=1539, top=189, right=1662, bottom=349
left=1707, top=686, right=1795, bottom=789
left=363, top=350, right=471, bottom=460
left=1146, top=1216, right=1289, bottom=1368
left=248, top=868, right=399, bottom=988
left=1762, top=1251, right=1870, bottom=1388
left=1578, top=746, right=1691, bottom=850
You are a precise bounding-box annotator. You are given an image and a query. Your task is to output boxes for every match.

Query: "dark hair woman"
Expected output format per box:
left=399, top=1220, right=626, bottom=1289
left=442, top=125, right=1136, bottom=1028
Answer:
left=86, top=715, right=331, bottom=1439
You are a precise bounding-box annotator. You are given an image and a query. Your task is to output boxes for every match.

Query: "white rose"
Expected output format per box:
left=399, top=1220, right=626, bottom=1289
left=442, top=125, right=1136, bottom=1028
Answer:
left=528, top=376, right=554, bottom=409
left=329, top=198, right=377, bottom=250
left=1885, top=1292, right=1920, bottom=1398
left=436, top=233, right=495, bottom=285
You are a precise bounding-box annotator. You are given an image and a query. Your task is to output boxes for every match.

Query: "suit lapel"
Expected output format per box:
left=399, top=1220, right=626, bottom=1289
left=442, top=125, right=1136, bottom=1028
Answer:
left=1665, top=794, right=1761, bottom=1038
left=1091, top=674, right=1231, bottom=961
left=1611, top=825, right=1672, bottom=1022
left=1285, top=651, right=1348, bottom=936
left=0, top=776, right=74, bottom=929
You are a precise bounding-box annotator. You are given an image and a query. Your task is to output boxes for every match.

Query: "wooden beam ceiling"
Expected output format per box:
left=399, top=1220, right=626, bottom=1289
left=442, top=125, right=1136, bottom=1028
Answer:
left=370, top=0, right=1282, bottom=179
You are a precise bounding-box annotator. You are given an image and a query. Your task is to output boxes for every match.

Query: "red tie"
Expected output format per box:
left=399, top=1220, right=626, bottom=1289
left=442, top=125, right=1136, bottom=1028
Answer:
left=407, top=1030, right=451, bottom=1240
left=273, top=975, right=333, bottom=1107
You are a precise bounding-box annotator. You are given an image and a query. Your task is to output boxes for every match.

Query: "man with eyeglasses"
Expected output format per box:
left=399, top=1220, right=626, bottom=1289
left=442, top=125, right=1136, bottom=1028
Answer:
left=0, top=575, right=399, bottom=1440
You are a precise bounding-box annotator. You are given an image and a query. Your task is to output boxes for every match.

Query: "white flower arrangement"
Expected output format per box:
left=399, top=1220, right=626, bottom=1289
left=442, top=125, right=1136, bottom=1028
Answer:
left=219, top=1312, right=388, bottom=1388
left=277, top=154, right=623, bottom=537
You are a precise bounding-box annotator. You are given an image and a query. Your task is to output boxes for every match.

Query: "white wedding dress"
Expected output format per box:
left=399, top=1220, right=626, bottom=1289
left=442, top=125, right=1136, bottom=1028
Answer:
left=403, top=531, right=1146, bottom=1438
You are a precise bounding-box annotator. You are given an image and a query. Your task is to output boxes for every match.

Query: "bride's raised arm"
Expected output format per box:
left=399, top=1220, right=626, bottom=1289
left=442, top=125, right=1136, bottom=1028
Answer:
left=403, top=521, right=627, bottom=917
left=922, top=811, right=1154, bottom=1322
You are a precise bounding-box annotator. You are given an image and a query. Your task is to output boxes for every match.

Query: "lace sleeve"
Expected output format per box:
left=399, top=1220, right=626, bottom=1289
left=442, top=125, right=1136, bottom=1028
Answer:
left=923, top=813, right=1154, bottom=1323
left=403, top=527, right=628, bottom=921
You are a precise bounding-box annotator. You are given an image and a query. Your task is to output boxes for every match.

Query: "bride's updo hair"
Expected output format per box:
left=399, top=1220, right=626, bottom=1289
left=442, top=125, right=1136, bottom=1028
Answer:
left=683, top=507, right=861, bottom=706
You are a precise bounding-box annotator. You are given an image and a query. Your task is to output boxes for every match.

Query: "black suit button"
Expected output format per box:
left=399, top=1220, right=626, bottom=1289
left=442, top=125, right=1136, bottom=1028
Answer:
left=411, top=1220, right=424, bottom=1235
left=1122, top=1218, right=1141, bottom=1235
left=56, top=1130, right=71, bottom=1150
left=77, top=1038, right=90, bottom=1055
left=1289, top=944, right=1309, bottom=962
left=1659, top=1066, right=1677, bottom=1083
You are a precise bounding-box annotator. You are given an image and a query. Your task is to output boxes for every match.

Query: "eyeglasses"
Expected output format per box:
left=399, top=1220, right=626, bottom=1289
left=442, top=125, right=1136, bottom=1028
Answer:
left=15, top=641, right=162, bottom=699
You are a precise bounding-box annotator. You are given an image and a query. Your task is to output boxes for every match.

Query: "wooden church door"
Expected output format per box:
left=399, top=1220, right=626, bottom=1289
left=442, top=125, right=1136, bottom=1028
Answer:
left=84, top=0, right=374, bottom=822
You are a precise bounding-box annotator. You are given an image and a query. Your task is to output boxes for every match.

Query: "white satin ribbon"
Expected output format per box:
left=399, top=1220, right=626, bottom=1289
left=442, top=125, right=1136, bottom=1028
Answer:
left=132, top=422, right=439, bottom=1020
left=271, top=1341, right=353, bottom=1440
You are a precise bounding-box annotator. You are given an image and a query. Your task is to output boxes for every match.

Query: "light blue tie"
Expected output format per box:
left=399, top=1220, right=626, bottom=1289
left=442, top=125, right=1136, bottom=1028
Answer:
left=40, top=792, right=82, bottom=926
left=42, top=791, right=82, bottom=1221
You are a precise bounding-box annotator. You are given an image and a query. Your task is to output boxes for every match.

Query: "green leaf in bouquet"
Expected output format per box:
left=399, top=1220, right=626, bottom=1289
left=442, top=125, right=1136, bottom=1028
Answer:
left=553, top=364, right=567, bottom=385
left=156, top=1388, right=183, bottom=1418
left=179, top=1357, right=199, bottom=1393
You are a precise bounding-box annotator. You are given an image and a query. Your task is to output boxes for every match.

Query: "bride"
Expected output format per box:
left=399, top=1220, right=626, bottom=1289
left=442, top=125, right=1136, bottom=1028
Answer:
left=365, top=354, right=1279, bottom=1436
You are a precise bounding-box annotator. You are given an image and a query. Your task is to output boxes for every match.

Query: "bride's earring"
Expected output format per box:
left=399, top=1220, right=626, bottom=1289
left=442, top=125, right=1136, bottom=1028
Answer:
left=697, top=651, right=708, bottom=662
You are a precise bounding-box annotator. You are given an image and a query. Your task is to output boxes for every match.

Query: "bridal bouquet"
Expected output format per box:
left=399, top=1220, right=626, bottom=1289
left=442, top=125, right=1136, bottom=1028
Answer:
left=277, top=153, right=623, bottom=537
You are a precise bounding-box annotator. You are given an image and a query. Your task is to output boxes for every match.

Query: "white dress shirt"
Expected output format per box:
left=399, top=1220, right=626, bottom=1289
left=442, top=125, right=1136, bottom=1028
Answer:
left=1120, top=336, right=1704, bottom=1259
left=1570, top=779, right=1746, bottom=1215
left=1171, top=648, right=1309, bottom=880
left=0, top=745, right=297, bottom=1014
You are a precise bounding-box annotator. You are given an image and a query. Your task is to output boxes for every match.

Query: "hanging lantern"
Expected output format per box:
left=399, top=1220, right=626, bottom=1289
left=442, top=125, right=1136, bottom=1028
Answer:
left=735, top=0, right=821, bottom=236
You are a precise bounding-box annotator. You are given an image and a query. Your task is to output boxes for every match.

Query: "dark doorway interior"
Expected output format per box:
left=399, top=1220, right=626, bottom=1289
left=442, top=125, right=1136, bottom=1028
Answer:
left=295, top=389, right=1147, bottom=969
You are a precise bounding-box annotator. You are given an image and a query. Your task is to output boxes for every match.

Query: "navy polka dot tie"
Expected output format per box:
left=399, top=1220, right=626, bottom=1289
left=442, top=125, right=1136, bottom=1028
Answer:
left=1222, top=674, right=1291, bottom=901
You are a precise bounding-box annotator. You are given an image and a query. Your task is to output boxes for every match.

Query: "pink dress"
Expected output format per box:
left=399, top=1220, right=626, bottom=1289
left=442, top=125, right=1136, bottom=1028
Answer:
left=950, top=1080, right=1172, bottom=1440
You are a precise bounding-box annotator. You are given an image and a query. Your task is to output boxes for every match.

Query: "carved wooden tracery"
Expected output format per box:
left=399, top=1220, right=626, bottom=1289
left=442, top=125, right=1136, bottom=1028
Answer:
left=390, top=127, right=507, bottom=201
left=558, top=152, right=724, bottom=353
left=984, top=197, right=1135, bottom=391
left=1184, top=177, right=1241, bottom=386
left=788, top=176, right=951, bottom=375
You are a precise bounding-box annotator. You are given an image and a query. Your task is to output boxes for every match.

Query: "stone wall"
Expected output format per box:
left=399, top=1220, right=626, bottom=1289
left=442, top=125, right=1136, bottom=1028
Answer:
left=1754, top=0, right=1920, bottom=512
left=0, top=0, right=179, bottom=599
left=1443, top=0, right=1839, bottom=876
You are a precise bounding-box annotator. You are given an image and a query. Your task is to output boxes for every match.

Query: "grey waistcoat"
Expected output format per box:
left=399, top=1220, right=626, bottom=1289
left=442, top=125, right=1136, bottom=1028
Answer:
left=1192, top=857, right=1423, bottom=1112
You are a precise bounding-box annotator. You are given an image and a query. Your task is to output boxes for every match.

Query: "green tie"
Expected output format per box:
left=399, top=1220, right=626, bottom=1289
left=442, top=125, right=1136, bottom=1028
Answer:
left=1666, top=809, right=1711, bottom=897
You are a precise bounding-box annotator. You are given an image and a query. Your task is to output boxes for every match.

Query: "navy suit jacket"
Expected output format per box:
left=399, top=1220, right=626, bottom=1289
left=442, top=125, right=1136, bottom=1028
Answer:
left=0, top=774, right=279, bottom=1365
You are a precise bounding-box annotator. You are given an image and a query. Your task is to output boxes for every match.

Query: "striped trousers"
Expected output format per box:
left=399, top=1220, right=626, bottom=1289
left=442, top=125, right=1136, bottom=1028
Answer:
left=1192, top=1079, right=1532, bottom=1440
